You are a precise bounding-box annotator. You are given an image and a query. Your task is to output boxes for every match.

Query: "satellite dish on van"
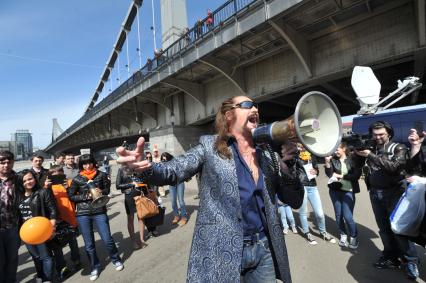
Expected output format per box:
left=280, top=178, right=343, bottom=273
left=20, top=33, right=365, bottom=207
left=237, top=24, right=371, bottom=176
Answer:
left=351, top=66, right=381, bottom=106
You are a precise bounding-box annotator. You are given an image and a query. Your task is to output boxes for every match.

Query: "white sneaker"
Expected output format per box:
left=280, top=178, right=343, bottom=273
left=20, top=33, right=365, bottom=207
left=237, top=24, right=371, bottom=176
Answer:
left=113, top=261, right=124, bottom=271
left=291, top=226, right=298, bottom=234
left=348, top=236, right=359, bottom=249
left=89, top=269, right=99, bottom=281
left=283, top=228, right=289, bottom=234
left=339, top=234, right=348, bottom=247
left=321, top=232, right=336, bottom=244
left=305, top=233, right=318, bottom=245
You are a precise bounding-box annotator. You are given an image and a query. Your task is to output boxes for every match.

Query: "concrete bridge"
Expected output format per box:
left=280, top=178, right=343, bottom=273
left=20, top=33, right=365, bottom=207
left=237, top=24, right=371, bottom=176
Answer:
left=45, top=0, right=426, bottom=155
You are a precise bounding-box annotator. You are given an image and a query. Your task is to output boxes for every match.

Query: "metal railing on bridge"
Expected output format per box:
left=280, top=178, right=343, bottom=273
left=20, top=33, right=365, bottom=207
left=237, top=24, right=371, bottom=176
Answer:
left=56, top=0, right=259, bottom=142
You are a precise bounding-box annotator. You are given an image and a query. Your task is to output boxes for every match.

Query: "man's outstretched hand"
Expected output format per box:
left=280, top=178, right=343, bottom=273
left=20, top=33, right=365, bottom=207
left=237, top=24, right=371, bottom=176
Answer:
left=116, top=137, right=152, bottom=172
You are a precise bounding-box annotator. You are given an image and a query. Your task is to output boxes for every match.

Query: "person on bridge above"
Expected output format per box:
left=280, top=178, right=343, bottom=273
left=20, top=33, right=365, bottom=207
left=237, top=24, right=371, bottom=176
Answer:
left=63, top=153, right=79, bottom=180
left=206, top=9, right=214, bottom=30
left=194, top=18, right=203, bottom=40
left=324, top=142, right=361, bottom=249
left=0, top=151, right=21, bottom=283
left=30, top=154, right=49, bottom=186
left=355, top=121, right=419, bottom=280
left=115, top=96, right=305, bottom=283
left=68, top=154, right=124, bottom=281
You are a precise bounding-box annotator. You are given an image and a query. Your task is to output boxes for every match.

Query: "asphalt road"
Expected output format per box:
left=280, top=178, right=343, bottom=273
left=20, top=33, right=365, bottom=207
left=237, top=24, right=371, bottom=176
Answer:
left=15, top=161, right=426, bottom=283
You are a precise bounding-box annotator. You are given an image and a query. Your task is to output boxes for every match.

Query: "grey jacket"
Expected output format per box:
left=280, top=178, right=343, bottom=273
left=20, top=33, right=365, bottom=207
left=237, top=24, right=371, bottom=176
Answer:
left=142, top=135, right=298, bottom=282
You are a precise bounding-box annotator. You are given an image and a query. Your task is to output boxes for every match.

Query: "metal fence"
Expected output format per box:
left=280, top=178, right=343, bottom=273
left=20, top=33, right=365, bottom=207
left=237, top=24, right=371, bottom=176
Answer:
left=56, top=0, right=259, bottom=142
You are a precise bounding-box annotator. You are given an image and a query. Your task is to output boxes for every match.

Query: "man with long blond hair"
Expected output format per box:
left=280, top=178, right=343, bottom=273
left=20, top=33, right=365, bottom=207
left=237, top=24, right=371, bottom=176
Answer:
left=116, top=96, right=303, bottom=282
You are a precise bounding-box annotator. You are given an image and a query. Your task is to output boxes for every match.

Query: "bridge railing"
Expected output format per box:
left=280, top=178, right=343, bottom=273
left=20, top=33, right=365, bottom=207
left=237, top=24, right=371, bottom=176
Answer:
left=56, top=0, right=259, bottom=142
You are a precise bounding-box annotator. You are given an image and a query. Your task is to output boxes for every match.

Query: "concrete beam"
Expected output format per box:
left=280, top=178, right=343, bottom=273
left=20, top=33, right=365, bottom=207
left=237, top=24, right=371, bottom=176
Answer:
left=269, top=20, right=312, bottom=77
left=412, top=49, right=426, bottom=103
left=161, top=78, right=205, bottom=106
left=417, top=0, right=426, bottom=46
left=199, top=57, right=246, bottom=95
left=139, top=92, right=172, bottom=111
left=320, top=82, right=358, bottom=104
left=268, top=99, right=295, bottom=108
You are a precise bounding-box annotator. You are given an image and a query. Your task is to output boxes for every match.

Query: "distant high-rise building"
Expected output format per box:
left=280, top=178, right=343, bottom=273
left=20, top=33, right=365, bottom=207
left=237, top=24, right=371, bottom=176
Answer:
left=160, top=0, right=188, bottom=49
left=14, top=130, right=33, bottom=160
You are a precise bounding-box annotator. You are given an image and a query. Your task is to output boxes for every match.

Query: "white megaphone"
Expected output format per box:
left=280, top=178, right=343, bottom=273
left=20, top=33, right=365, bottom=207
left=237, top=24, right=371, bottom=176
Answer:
left=252, top=91, right=342, bottom=157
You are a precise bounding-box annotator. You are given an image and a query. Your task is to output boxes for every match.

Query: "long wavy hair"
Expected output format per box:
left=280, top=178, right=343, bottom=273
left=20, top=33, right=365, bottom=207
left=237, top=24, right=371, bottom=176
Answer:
left=214, top=96, right=237, bottom=159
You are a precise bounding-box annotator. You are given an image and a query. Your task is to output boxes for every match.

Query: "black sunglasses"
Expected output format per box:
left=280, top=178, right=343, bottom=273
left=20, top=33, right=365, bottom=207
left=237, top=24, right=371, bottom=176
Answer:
left=231, top=101, right=258, bottom=109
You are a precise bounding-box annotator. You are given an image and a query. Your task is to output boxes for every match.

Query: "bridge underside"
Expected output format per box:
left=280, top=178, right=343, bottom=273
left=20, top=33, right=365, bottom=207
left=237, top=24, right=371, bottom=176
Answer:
left=47, top=0, right=426, bottom=155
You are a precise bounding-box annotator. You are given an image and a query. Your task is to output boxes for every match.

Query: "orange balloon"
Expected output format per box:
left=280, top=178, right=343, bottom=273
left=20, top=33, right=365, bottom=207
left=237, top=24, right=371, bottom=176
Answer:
left=20, top=216, right=53, bottom=245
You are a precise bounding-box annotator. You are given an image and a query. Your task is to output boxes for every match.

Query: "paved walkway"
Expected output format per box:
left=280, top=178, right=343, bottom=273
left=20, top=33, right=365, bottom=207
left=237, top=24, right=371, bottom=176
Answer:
left=16, top=163, right=426, bottom=282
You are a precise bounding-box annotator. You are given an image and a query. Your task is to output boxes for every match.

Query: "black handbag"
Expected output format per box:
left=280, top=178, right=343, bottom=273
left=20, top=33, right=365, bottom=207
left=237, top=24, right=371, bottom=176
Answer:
left=144, top=206, right=165, bottom=227
left=328, top=181, right=343, bottom=191
left=47, top=221, right=78, bottom=249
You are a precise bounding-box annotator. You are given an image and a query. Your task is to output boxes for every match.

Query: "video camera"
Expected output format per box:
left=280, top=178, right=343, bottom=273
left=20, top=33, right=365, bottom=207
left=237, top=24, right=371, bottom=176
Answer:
left=341, top=133, right=376, bottom=151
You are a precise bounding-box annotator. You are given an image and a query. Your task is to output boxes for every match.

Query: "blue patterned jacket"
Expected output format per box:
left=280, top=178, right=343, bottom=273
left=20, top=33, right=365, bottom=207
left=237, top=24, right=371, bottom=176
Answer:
left=143, top=135, right=300, bottom=283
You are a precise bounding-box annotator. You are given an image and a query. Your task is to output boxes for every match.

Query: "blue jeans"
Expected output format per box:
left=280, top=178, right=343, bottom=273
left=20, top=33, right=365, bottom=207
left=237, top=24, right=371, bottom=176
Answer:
left=240, top=235, right=276, bottom=282
left=369, top=189, right=418, bottom=261
left=278, top=205, right=295, bottom=229
left=329, top=189, right=357, bottom=237
left=169, top=182, right=187, bottom=217
left=26, top=243, right=53, bottom=281
left=299, top=186, right=326, bottom=234
left=0, top=227, right=20, bottom=283
left=77, top=213, right=121, bottom=271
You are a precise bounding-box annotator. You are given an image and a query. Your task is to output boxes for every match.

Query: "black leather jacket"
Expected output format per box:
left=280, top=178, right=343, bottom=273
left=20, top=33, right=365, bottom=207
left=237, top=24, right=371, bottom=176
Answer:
left=24, top=188, right=57, bottom=220
left=68, top=170, right=110, bottom=216
left=324, top=156, right=361, bottom=193
left=295, top=157, right=319, bottom=187
left=116, top=167, right=135, bottom=193
left=364, top=142, right=407, bottom=190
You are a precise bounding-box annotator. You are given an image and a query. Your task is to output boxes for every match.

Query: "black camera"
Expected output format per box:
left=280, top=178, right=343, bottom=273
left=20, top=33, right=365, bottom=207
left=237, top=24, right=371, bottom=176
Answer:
left=342, top=133, right=376, bottom=151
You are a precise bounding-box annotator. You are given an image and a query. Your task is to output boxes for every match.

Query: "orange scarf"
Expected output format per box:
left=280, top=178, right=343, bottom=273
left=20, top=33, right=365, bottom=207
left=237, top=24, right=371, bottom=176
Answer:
left=80, top=169, right=97, bottom=180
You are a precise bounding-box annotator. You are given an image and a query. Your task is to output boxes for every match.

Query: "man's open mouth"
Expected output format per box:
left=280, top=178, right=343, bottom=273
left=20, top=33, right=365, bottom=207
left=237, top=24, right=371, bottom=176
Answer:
left=248, top=114, right=259, bottom=124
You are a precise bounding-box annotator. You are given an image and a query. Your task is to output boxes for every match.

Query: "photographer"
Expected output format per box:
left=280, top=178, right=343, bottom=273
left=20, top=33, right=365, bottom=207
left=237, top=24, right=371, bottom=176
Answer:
left=355, top=121, right=418, bottom=279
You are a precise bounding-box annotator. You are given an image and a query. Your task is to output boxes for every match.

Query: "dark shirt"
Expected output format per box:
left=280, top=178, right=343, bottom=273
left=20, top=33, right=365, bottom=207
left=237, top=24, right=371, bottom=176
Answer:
left=30, top=167, right=49, bottom=185
left=0, top=176, right=15, bottom=229
left=231, top=142, right=265, bottom=238
left=18, top=196, right=32, bottom=221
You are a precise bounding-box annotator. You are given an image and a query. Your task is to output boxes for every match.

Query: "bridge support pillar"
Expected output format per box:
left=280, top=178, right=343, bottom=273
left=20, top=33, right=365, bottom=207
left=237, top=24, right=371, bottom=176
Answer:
left=148, top=125, right=212, bottom=156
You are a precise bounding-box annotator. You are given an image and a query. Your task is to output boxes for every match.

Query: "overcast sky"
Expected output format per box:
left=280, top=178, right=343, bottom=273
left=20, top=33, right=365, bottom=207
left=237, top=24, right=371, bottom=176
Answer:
left=0, top=0, right=224, bottom=148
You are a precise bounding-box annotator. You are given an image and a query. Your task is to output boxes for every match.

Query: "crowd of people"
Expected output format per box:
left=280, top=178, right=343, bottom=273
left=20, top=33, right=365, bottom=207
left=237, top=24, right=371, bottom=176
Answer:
left=0, top=146, right=189, bottom=282
left=1, top=95, right=426, bottom=283
left=116, top=95, right=426, bottom=282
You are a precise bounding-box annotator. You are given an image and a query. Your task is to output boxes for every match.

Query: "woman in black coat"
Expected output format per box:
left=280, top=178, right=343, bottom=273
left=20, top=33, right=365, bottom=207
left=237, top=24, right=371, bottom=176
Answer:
left=68, top=154, right=123, bottom=281
left=17, top=169, right=57, bottom=282
left=324, top=142, right=361, bottom=249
